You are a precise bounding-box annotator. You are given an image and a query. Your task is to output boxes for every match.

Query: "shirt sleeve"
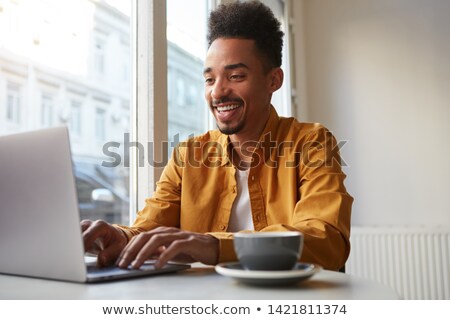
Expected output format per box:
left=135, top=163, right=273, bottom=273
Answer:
left=115, top=146, right=184, bottom=240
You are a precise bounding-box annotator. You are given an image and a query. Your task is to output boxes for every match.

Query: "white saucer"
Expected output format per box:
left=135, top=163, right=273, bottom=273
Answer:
left=215, top=262, right=321, bottom=286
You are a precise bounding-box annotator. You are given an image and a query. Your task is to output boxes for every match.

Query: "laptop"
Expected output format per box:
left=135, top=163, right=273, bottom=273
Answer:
left=0, top=127, right=189, bottom=283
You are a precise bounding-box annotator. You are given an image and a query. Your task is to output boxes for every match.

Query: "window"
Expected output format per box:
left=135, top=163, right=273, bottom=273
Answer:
left=6, top=83, right=20, bottom=124
left=94, top=37, right=106, bottom=76
left=121, top=46, right=130, bottom=82
left=167, top=0, right=209, bottom=144
left=0, top=0, right=131, bottom=225
left=95, top=108, right=106, bottom=141
left=187, top=84, right=197, bottom=107
left=69, top=100, right=82, bottom=136
left=41, top=94, right=53, bottom=127
left=175, top=77, right=185, bottom=106
left=259, top=0, right=293, bottom=117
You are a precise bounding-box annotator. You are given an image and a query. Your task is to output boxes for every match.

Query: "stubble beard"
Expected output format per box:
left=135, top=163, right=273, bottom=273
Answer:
left=216, top=119, right=245, bottom=135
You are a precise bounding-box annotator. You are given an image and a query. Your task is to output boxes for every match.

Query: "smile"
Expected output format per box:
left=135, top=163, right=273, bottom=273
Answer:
left=216, top=104, right=240, bottom=113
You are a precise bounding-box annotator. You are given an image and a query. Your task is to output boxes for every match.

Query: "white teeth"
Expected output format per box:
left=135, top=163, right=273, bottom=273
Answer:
left=216, top=104, right=239, bottom=112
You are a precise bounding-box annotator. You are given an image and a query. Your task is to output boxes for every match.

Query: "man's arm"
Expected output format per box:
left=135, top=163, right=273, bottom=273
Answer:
left=111, top=144, right=221, bottom=269
left=115, top=146, right=185, bottom=240
left=116, top=227, right=219, bottom=269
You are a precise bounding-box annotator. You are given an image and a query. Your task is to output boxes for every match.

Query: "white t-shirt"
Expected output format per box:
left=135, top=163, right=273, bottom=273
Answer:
left=227, top=169, right=254, bottom=232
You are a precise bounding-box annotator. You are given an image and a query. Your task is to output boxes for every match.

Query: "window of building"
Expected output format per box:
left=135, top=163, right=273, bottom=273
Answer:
left=187, top=84, right=197, bottom=107
left=69, top=100, right=82, bottom=136
left=6, top=83, right=20, bottom=124
left=41, top=94, right=53, bottom=127
left=175, top=77, right=185, bottom=106
left=94, top=37, right=106, bottom=76
left=122, top=46, right=130, bottom=82
left=95, top=107, right=106, bottom=141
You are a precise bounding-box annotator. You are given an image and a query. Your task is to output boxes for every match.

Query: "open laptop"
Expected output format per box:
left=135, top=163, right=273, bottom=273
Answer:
left=0, top=127, right=189, bottom=283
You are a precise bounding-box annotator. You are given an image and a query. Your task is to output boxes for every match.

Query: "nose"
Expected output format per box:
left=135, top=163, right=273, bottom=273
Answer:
left=210, top=78, right=230, bottom=101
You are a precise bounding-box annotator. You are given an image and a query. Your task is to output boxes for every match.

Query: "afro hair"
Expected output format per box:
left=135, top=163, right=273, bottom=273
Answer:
left=207, top=1, right=284, bottom=69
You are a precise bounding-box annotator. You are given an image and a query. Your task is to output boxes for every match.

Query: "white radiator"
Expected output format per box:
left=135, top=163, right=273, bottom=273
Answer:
left=346, top=226, right=450, bottom=299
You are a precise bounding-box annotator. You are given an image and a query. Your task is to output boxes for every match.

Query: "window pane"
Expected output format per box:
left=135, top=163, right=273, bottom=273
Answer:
left=41, top=94, right=54, bottom=127
left=69, top=100, right=82, bottom=136
left=167, top=0, right=209, bottom=147
left=257, top=0, right=292, bottom=116
left=0, top=0, right=132, bottom=225
left=95, top=108, right=106, bottom=141
left=6, top=83, right=21, bottom=124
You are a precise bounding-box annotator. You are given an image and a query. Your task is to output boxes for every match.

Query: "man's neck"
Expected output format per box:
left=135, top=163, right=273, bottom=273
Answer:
left=228, top=106, right=271, bottom=170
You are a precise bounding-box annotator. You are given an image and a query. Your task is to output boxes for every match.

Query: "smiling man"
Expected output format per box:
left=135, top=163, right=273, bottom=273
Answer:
left=82, top=1, right=353, bottom=271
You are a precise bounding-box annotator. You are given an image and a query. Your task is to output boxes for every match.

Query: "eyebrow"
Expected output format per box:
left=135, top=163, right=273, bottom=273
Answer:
left=203, top=63, right=249, bottom=74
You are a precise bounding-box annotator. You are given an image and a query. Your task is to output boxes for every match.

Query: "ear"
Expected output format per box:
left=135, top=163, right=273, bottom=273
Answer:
left=267, top=68, right=284, bottom=93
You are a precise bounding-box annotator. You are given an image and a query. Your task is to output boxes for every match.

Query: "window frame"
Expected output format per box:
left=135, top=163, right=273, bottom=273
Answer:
left=130, top=0, right=168, bottom=221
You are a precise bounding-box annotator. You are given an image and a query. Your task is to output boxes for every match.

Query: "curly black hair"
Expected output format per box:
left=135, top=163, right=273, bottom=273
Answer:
left=207, top=1, right=284, bottom=70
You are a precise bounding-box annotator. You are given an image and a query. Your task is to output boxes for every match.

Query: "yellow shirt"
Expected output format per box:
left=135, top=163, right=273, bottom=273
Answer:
left=118, top=106, right=353, bottom=271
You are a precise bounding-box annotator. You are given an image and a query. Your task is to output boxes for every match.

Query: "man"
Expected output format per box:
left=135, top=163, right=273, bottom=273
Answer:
left=82, top=1, right=353, bottom=271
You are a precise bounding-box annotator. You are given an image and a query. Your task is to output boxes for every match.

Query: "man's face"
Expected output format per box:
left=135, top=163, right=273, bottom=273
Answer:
left=203, top=38, right=279, bottom=138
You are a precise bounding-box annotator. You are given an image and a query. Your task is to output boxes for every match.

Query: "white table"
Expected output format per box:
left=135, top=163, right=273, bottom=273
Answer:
left=0, top=264, right=398, bottom=300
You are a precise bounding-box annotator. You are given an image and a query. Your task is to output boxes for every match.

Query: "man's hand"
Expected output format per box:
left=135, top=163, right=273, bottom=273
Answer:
left=81, top=219, right=128, bottom=267
left=116, top=227, right=219, bottom=269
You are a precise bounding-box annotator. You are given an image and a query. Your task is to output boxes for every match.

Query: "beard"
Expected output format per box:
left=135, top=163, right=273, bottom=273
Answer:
left=211, top=97, right=245, bottom=135
left=216, top=119, right=245, bottom=135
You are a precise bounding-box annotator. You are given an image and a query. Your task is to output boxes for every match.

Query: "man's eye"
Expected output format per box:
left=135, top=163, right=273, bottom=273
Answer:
left=230, top=74, right=244, bottom=80
left=204, top=78, right=214, bottom=84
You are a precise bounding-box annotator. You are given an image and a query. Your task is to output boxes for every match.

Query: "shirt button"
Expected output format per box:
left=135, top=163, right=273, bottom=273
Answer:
left=251, top=175, right=255, bottom=181
left=232, top=186, right=237, bottom=193
left=220, top=225, right=226, bottom=231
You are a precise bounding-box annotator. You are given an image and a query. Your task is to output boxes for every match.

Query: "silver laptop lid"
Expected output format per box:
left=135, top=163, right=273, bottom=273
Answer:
left=0, top=127, right=87, bottom=282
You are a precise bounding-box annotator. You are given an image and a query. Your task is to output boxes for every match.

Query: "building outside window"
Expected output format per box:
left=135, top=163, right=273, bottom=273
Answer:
left=0, top=0, right=132, bottom=225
